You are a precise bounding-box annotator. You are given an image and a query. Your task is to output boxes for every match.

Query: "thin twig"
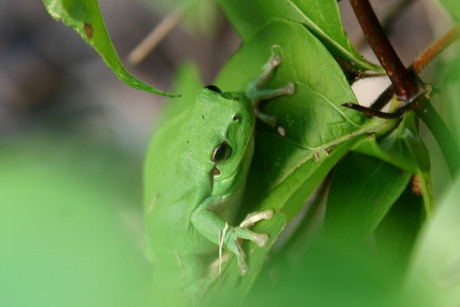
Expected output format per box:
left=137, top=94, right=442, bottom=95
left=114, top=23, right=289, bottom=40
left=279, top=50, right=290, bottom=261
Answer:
left=411, top=24, right=460, bottom=73
left=128, top=6, right=186, bottom=65
left=343, top=102, right=408, bottom=118
left=370, top=85, right=395, bottom=111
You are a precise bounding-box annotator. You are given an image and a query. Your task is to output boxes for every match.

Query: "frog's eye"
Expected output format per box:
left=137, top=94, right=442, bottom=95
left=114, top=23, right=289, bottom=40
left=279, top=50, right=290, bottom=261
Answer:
left=211, top=142, right=232, bottom=163
left=204, top=85, right=222, bottom=93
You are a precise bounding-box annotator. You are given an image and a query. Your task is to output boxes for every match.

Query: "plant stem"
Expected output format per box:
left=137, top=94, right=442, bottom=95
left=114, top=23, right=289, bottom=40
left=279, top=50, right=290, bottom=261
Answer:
left=414, top=96, right=460, bottom=177
left=411, top=24, right=460, bottom=73
left=349, top=0, right=419, bottom=102
left=127, top=6, right=186, bottom=65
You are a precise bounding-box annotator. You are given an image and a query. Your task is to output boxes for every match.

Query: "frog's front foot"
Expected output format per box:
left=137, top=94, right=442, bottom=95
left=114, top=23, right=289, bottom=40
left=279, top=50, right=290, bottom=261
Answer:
left=224, top=209, right=274, bottom=275
left=247, top=45, right=296, bottom=127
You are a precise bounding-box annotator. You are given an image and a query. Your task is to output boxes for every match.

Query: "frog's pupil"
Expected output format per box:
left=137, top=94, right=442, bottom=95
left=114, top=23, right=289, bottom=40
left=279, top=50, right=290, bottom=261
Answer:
left=212, top=143, right=231, bottom=162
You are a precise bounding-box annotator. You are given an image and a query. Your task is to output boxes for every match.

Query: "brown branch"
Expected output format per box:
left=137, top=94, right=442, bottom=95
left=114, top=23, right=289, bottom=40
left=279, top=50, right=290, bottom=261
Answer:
left=371, top=24, right=460, bottom=111
left=349, top=0, right=419, bottom=102
left=355, top=0, right=416, bottom=50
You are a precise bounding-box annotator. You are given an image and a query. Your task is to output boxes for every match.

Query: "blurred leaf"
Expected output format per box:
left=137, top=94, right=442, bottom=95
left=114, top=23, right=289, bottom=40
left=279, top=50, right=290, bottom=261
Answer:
left=438, top=0, right=460, bottom=21
left=405, top=177, right=460, bottom=306
left=325, top=152, right=412, bottom=242
left=159, top=62, right=203, bottom=124
left=0, top=138, right=152, bottom=307
left=243, top=237, right=401, bottom=307
left=374, top=184, right=425, bottom=273
left=42, top=0, right=177, bottom=97
left=216, top=0, right=382, bottom=72
left=200, top=19, right=397, bottom=304
left=439, top=52, right=460, bottom=151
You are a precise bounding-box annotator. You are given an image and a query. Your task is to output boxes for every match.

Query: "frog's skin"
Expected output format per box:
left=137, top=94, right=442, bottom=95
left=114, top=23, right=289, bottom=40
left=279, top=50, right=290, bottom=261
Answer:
left=143, top=47, right=294, bottom=302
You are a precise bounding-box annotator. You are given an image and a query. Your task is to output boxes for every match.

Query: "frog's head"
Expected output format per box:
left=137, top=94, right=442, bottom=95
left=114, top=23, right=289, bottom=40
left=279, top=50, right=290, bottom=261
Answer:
left=197, top=85, right=256, bottom=196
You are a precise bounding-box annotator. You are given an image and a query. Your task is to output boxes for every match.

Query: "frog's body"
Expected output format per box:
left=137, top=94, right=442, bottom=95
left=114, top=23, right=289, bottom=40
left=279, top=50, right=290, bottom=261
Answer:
left=144, top=89, right=255, bottom=286
left=143, top=46, right=294, bottom=303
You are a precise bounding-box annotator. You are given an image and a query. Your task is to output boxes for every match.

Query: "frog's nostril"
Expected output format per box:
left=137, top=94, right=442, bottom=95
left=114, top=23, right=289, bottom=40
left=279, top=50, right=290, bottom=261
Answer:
left=204, top=85, right=222, bottom=93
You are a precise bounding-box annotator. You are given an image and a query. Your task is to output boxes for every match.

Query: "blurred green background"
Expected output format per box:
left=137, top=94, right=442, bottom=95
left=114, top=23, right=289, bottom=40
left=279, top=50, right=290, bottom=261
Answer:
left=0, top=1, right=238, bottom=306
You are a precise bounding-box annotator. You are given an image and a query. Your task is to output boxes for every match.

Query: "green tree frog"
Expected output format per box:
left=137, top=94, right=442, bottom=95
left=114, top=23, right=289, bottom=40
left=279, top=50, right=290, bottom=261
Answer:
left=143, top=46, right=294, bottom=303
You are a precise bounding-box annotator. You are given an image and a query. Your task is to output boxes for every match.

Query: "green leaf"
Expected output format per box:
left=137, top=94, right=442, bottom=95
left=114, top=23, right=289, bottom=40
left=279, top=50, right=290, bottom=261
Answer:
left=201, top=19, right=397, bottom=304
left=354, top=113, right=430, bottom=174
left=216, top=0, right=382, bottom=72
left=353, top=113, right=433, bottom=215
left=216, top=19, right=366, bottom=146
left=42, top=0, right=177, bottom=97
left=325, top=152, right=412, bottom=242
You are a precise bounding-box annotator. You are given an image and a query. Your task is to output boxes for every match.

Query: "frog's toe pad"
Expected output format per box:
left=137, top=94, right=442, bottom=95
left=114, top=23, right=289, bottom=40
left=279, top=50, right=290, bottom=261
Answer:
left=254, top=233, right=269, bottom=247
left=238, top=260, right=249, bottom=276
left=283, top=83, right=296, bottom=96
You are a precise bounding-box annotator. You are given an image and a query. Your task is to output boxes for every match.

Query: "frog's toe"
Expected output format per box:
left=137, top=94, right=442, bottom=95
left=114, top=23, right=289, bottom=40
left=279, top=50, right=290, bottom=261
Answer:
left=238, top=259, right=249, bottom=276
left=270, top=53, right=282, bottom=67
left=234, top=241, right=248, bottom=275
left=262, top=209, right=275, bottom=220
left=283, top=83, right=296, bottom=96
left=240, top=209, right=274, bottom=228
